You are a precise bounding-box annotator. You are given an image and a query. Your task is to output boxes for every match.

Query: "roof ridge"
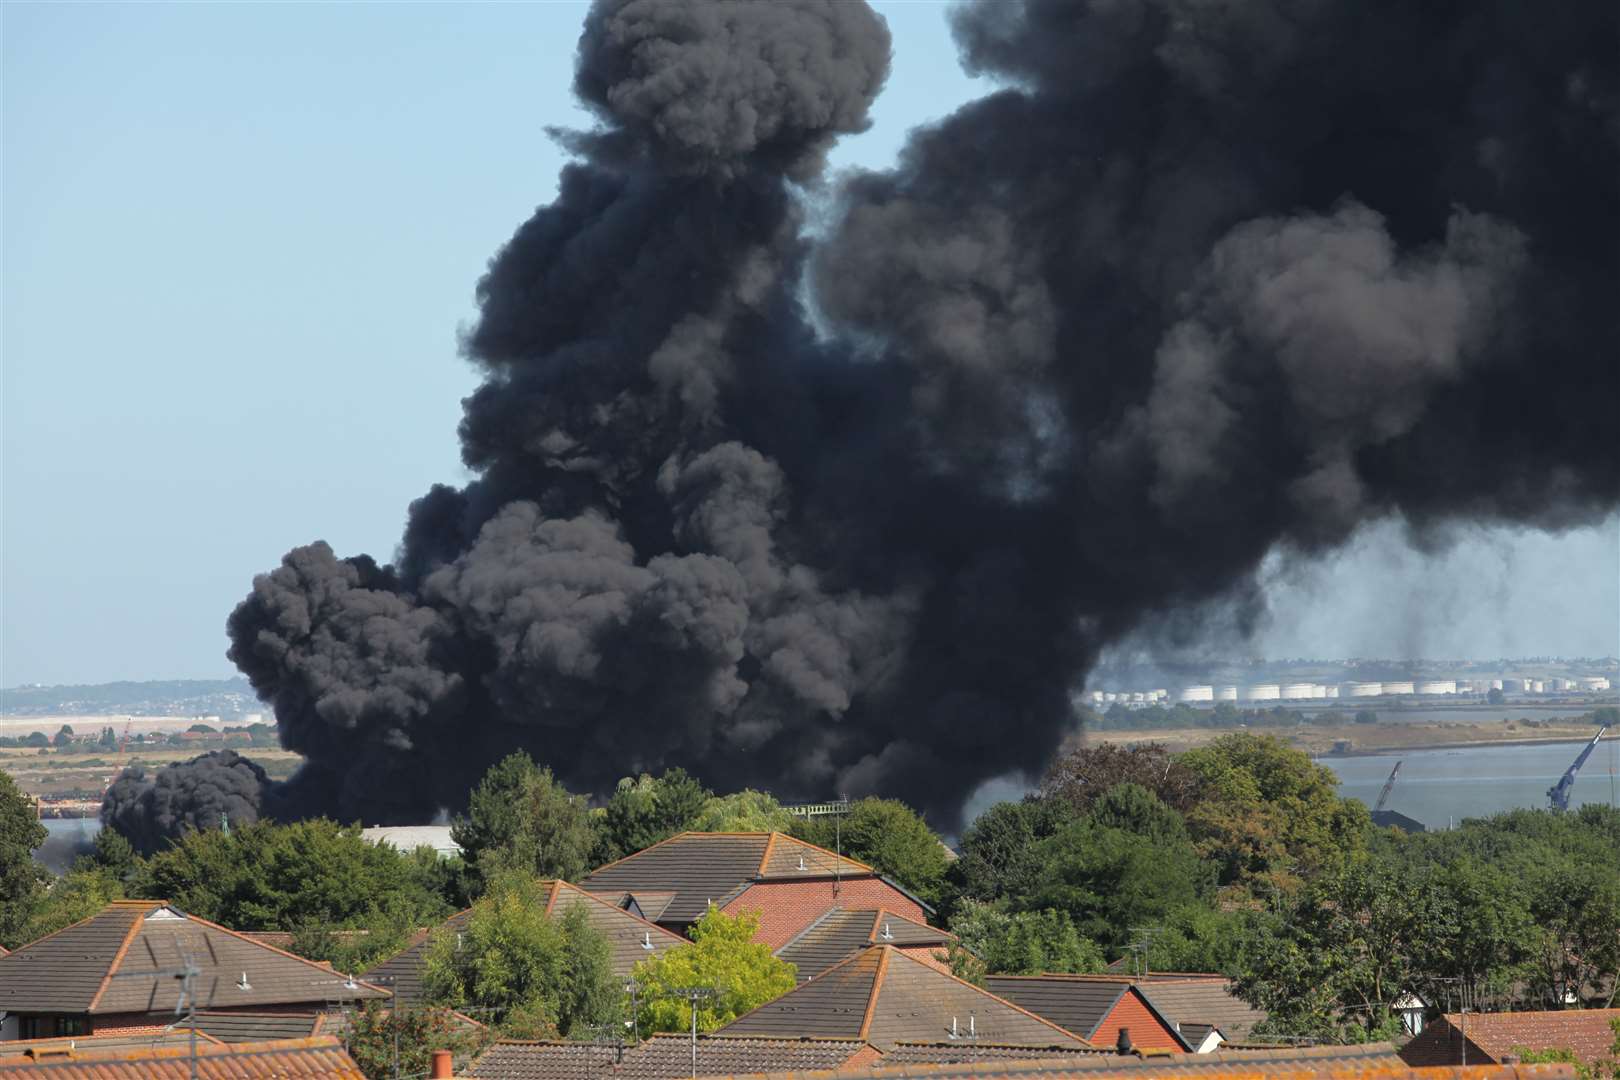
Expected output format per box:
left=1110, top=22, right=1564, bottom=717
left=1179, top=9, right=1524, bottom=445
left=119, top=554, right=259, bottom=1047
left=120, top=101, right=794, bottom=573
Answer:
left=857, top=945, right=892, bottom=1040
left=582, top=830, right=703, bottom=878
left=170, top=909, right=390, bottom=997
left=882, top=945, right=1096, bottom=1048
left=758, top=832, right=781, bottom=876
left=774, top=905, right=843, bottom=956
left=775, top=832, right=875, bottom=874
left=718, top=944, right=885, bottom=1034
left=558, top=880, right=687, bottom=941
left=86, top=902, right=159, bottom=1011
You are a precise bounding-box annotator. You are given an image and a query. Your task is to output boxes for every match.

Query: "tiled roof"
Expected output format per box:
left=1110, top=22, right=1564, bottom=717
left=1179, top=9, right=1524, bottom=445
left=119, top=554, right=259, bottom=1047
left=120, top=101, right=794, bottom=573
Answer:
left=717, top=946, right=1091, bottom=1051
left=1124, top=979, right=1265, bottom=1042
left=984, top=977, right=1187, bottom=1047
left=778, top=908, right=953, bottom=980
left=882, top=1043, right=1106, bottom=1065
left=466, top=1035, right=870, bottom=1080
left=0, top=901, right=388, bottom=1015
left=362, top=881, right=686, bottom=1006
left=180, top=1010, right=328, bottom=1043
left=0, top=1034, right=366, bottom=1078
left=1400, top=1009, right=1620, bottom=1068
left=0, top=1031, right=224, bottom=1057
left=703, top=1042, right=1426, bottom=1079
left=1176, top=1024, right=1219, bottom=1050
left=580, top=834, right=875, bottom=925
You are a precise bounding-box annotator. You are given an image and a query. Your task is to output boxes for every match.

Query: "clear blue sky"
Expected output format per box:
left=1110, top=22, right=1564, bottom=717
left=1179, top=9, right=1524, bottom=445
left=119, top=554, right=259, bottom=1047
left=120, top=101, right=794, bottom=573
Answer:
left=3, top=2, right=1615, bottom=686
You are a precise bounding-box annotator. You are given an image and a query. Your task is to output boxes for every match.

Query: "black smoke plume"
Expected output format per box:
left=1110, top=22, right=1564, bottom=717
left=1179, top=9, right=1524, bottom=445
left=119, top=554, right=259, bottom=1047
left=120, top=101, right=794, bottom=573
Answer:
left=105, top=0, right=1618, bottom=845
left=102, top=751, right=268, bottom=855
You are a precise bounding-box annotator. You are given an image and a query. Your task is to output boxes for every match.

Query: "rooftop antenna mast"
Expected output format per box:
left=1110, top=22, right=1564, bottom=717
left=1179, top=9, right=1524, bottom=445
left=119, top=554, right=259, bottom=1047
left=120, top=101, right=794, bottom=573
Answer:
left=115, top=949, right=203, bottom=1080
left=670, top=986, right=719, bottom=1080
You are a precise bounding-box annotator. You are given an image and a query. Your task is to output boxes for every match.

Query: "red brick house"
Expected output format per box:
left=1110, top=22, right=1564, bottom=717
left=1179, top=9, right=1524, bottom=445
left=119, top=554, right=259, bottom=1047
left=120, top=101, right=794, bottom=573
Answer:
left=578, top=832, right=934, bottom=947
left=0, top=900, right=387, bottom=1041
left=984, top=975, right=1192, bottom=1052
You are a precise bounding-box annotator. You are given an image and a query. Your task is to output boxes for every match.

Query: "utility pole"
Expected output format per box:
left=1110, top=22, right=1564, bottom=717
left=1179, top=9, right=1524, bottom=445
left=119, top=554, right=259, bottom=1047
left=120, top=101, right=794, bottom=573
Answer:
left=669, top=987, right=718, bottom=1080
left=624, top=979, right=641, bottom=1043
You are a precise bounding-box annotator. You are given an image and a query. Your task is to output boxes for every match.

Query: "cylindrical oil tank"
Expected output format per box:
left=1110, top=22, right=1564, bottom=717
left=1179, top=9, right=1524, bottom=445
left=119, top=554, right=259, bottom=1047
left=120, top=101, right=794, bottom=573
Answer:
left=1280, top=683, right=1316, bottom=700
left=1246, top=683, right=1281, bottom=701
left=1579, top=676, right=1611, bottom=691
left=1323, top=684, right=1340, bottom=698
left=1346, top=682, right=1383, bottom=697
left=1530, top=680, right=1545, bottom=693
left=1178, top=685, right=1214, bottom=703
left=1383, top=680, right=1415, bottom=695
left=1216, top=685, right=1239, bottom=701
left=1415, top=679, right=1456, bottom=695
left=1502, top=678, right=1526, bottom=692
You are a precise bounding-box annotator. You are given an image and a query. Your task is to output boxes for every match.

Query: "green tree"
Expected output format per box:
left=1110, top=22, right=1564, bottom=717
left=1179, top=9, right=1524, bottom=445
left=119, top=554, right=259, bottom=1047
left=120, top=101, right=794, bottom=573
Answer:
left=82, top=827, right=138, bottom=882
left=1179, top=733, right=1369, bottom=892
left=596, top=768, right=712, bottom=863
left=23, top=732, right=48, bottom=748
left=952, top=797, right=1077, bottom=910
left=946, top=899, right=1104, bottom=980
left=632, top=906, right=797, bottom=1034
left=130, top=818, right=452, bottom=932
left=98, top=726, right=119, bottom=749
left=452, top=753, right=596, bottom=894
left=791, top=798, right=950, bottom=906
left=0, top=770, right=50, bottom=947
left=688, top=789, right=795, bottom=833
left=16, top=868, right=126, bottom=944
left=421, top=877, right=618, bottom=1036
left=342, top=1002, right=493, bottom=1080
left=1527, top=861, right=1620, bottom=1008
left=52, top=724, right=75, bottom=748
left=1040, top=742, right=1203, bottom=814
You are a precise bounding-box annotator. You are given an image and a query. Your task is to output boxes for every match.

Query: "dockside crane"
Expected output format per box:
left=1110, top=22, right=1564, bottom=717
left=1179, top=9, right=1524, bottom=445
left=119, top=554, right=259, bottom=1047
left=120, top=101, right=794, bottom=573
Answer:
left=1547, top=726, right=1608, bottom=812
left=1374, top=760, right=1403, bottom=813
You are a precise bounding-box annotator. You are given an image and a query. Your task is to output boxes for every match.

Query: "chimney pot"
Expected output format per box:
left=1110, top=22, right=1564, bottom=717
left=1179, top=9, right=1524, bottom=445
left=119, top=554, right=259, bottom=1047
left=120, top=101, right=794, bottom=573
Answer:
left=430, top=1049, right=454, bottom=1078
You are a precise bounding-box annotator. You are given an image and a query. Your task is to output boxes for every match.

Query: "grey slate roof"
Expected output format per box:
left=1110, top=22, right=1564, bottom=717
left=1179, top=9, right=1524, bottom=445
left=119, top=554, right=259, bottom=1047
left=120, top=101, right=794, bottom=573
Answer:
left=467, top=1035, right=868, bottom=1080
left=180, top=1010, right=328, bottom=1043
left=579, top=833, right=876, bottom=926
left=984, top=977, right=1131, bottom=1042
left=777, top=908, right=953, bottom=980
left=0, top=901, right=387, bottom=1015
left=362, top=881, right=686, bottom=1006
left=1177, top=1023, right=1220, bottom=1049
left=717, top=946, right=1091, bottom=1052
left=1130, top=980, right=1265, bottom=1043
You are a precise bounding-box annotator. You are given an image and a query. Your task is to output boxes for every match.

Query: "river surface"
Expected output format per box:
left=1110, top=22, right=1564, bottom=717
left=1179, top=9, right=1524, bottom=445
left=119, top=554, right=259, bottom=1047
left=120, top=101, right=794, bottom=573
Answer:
left=1326, top=737, right=1620, bottom=828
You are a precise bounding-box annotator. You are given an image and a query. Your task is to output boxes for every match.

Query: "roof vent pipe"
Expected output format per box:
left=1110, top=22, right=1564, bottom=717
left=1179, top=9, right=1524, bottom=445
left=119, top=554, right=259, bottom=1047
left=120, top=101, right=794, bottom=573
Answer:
left=881, top=922, right=893, bottom=940
left=642, top=931, right=654, bottom=950
left=236, top=972, right=251, bottom=991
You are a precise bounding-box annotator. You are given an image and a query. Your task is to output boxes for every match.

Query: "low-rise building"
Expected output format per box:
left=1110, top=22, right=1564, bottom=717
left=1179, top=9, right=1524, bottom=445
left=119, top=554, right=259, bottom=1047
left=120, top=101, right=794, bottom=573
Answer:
left=984, top=976, right=1189, bottom=1052
left=1400, top=1009, right=1620, bottom=1070
left=578, top=832, right=934, bottom=948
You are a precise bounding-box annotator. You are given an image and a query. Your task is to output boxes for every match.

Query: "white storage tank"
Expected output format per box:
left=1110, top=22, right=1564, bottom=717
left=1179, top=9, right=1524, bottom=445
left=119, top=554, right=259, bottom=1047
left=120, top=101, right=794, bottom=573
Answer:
left=1579, top=676, right=1611, bottom=691
left=1416, top=679, right=1456, bottom=695
left=1246, top=683, right=1281, bottom=701
left=1323, top=684, right=1340, bottom=698
left=1490, top=679, right=1504, bottom=691
left=1216, top=685, right=1239, bottom=702
left=1151, top=689, right=1169, bottom=702
left=1384, top=680, right=1416, bottom=695
left=1530, top=680, right=1545, bottom=694
left=1178, top=685, right=1215, bottom=703
left=1502, top=678, right=1526, bottom=692
left=1281, top=683, right=1316, bottom=700
left=1346, top=682, right=1383, bottom=697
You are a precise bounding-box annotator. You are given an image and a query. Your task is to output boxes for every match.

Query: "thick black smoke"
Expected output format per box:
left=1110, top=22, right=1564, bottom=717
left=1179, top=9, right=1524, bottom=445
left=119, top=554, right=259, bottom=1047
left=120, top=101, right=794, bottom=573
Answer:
left=102, top=751, right=268, bottom=855
left=106, top=0, right=1618, bottom=844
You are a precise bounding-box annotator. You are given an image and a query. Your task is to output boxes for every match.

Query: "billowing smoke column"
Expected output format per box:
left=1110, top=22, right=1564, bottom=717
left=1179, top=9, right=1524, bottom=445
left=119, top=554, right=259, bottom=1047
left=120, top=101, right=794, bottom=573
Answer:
left=106, top=0, right=1617, bottom=843
left=103, top=751, right=268, bottom=855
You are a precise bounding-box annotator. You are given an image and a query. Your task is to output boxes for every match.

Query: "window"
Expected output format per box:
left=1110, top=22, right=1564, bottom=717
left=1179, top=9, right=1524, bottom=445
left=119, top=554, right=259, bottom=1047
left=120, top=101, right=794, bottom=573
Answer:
left=18, top=1016, right=87, bottom=1039
left=54, top=1016, right=89, bottom=1037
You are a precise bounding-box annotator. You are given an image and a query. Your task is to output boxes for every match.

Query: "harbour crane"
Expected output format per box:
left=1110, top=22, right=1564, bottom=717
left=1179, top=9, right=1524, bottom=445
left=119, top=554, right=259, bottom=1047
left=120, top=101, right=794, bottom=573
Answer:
left=1547, top=726, right=1608, bottom=812
left=1374, top=760, right=1403, bottom=813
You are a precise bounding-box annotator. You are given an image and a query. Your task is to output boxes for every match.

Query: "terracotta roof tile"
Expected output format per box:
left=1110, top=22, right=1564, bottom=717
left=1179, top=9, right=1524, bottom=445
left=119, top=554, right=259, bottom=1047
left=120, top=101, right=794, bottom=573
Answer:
left=1400, top=1009, right=1620, bottom=1068
left=466, top=1035, right=870, bottom=1080
left=0, top=1034, right=365, bottom=1078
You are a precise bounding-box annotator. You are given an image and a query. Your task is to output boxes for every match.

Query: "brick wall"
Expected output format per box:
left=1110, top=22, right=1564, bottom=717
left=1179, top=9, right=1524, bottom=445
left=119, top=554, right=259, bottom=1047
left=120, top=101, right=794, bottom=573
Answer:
left=723, top=878, right=927, bottom=948
left=896, top=944, right=952, bottom=975
left=1097, top=990, right=1183, bottom=1051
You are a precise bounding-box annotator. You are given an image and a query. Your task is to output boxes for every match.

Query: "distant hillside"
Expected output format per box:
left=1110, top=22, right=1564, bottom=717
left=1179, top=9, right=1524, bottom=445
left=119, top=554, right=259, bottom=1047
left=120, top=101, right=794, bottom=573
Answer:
left=0, top=678, right=262, bottom=719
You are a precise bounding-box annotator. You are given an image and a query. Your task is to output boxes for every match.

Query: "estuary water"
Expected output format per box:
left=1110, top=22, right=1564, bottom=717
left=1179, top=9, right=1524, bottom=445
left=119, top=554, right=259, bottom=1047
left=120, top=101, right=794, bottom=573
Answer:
left=1327, top=736, right=1620, bottom=828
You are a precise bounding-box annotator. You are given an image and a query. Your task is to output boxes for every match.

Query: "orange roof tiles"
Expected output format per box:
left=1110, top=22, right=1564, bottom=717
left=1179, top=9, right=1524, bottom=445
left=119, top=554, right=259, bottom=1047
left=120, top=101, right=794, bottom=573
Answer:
left=0, top=1034, right=365, bottom=1078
